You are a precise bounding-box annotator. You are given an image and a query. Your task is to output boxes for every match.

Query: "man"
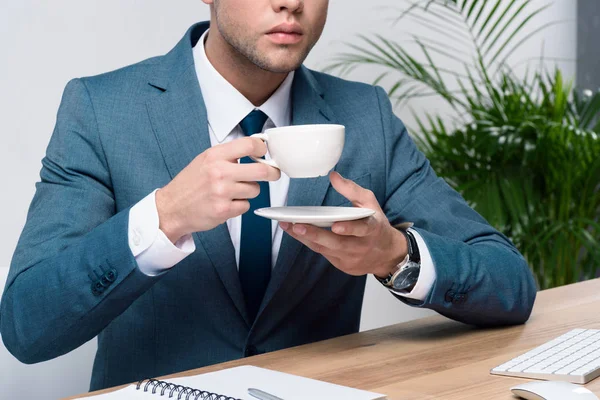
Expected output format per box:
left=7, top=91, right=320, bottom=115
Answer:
left=0, top=0, right=536, bottom=391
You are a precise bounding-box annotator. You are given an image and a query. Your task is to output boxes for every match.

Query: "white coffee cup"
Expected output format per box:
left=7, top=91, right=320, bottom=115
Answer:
left=249, top=124, right=345, bottom=178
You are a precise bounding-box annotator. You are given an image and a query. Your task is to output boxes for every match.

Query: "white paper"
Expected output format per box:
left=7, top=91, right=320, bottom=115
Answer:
left=165, top=365, right=386, bottom=400
left=76, top=365, right=387, bottom=400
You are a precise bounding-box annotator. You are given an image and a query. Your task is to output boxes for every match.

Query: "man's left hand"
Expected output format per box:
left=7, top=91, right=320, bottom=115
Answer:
left=280, top=171, right=408, bottom=278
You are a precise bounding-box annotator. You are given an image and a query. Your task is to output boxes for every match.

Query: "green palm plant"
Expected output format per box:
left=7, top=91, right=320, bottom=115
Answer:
left=326, top=0, right=600, bottom=289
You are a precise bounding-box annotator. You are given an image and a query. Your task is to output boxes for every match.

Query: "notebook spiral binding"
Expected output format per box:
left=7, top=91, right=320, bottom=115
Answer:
left=136, top=378, right=243, bottom=400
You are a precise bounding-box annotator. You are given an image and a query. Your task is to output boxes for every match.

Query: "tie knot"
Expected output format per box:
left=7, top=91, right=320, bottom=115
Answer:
left=240, top=110, right=269, bottom=136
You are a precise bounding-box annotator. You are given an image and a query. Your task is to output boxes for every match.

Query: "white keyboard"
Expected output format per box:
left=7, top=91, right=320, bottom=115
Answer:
left=491, top=329, right=600, bottom=384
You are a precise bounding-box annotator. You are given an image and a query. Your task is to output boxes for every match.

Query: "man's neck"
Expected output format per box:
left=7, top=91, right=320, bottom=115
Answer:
left=204, top=29, right=289, bottom=107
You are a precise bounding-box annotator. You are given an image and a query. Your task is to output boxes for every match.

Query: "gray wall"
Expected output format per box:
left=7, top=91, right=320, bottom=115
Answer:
left=577, top=0, right=600, bottom=90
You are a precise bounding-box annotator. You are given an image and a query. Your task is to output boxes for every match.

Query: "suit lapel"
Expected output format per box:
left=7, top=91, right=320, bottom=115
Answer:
left=257, top=66, right=338, bottom=319
left=145, top=23, right=249, bottom=325
left=144, top=25, right=338, bottom=325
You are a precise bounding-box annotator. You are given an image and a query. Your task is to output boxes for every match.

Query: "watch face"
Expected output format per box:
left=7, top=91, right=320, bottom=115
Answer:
left=392, top=262, right=420, bottom=291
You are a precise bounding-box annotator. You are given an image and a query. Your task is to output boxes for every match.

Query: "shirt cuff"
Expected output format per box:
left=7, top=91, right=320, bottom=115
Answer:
left=389, top=228, right=436, bottom=301
left=128, top=189, right=195, bottom=276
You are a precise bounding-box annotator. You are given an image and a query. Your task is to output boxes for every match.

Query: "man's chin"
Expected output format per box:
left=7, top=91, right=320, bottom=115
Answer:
left=262, top=65, right=301, bottom=74
left=256, top=57, right=305, bottom=74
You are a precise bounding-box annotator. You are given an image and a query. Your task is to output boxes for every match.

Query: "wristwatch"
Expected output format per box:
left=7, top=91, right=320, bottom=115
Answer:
left=376, top=229, right=421, bottom=292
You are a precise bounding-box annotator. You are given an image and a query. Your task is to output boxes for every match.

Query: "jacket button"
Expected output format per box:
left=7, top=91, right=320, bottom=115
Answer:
left=102, top=268, right=118, bottom=286
left=244, top=345, right=258, bottom=357
left=444, top=290, right=455, bottom=303
left=454, top=293, right=468, bottom=304
left=106, top=268, right=119, bottom=282
left=91, top=281, right=104, bottom=296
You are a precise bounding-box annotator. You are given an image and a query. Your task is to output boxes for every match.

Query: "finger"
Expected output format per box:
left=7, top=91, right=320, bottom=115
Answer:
left=329, top=171, right=379, bottom=208
left=229, top=162, right=281, bottom=182
left=228, top=199, right=251, bottom=218
left=213, top=137, right=267, bottom=161
left=331, top=216, right=378, bottom=237
left=282, top=225, right=347, bottom=264
left=283, top=226, right=335, bottom=256
left=230, top=182, right=261, bottom=200
left=288, top=223, right=359, bottom=253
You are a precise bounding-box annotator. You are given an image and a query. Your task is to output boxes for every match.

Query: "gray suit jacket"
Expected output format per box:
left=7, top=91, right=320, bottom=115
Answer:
left=0, top=22, right=536, bottom=390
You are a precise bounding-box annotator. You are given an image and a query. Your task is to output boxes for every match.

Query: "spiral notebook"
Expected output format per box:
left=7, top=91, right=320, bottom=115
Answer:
left=77, top=365, right=386, bottom=400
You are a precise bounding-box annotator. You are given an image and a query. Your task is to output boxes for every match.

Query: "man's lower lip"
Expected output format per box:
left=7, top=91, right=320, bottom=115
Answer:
left=266, top=32, right=303, bottom=44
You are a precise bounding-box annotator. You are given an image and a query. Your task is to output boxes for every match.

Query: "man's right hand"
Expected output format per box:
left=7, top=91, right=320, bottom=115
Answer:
left=155, top=136, right=281, bottom=244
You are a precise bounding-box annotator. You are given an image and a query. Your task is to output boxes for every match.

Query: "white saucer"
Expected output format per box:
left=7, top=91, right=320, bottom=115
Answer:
left=254, top=206, right=376, bottom=228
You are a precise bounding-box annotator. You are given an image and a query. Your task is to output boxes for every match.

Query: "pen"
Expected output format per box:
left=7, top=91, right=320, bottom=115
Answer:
left=248, top=387, right=285, bottom=400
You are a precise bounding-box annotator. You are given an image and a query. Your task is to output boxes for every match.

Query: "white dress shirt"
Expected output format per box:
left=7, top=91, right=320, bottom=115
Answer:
left=127, top=29, right=436, bottom=301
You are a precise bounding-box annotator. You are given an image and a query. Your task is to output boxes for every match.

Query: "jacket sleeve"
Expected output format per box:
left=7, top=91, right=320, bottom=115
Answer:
left=0, top=79, right=160, bottom=364
left=375, top=86, right=537, bottom=327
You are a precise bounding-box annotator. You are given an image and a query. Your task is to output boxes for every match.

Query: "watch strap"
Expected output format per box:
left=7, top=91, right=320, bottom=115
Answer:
left=375, top=228, right=421, bottom=289
left=403, top=229, right=421, bottom=263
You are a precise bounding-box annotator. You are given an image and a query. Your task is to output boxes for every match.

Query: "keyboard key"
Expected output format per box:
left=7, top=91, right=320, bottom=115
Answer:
left=491, top=329, right=600, bottom=384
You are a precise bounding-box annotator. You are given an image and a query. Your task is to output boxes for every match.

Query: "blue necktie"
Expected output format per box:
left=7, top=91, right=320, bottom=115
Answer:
left=238, top=110, right=271, bottom=322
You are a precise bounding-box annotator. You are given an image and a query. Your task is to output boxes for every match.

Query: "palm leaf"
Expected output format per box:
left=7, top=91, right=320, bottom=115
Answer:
left=326, top=1, right=600, bottom=289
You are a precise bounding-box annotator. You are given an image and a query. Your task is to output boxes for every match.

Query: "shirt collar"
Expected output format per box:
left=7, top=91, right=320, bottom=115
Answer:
left=193, top=29, right=294, bottom=143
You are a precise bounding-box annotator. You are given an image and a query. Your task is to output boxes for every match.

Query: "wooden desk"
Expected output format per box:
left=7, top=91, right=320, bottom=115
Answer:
left=71, top=278, right=600, bottom=399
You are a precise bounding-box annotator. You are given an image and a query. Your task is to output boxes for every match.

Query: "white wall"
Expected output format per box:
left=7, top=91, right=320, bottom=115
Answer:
left=0, top=0, right=576, bottom=398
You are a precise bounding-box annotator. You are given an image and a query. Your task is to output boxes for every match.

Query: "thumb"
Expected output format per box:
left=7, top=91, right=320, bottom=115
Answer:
left=329, top=171, right=378, bottom=208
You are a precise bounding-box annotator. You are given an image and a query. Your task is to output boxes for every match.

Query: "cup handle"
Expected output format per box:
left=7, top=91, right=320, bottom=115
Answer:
left=249, top=133, right=279, bottom=169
